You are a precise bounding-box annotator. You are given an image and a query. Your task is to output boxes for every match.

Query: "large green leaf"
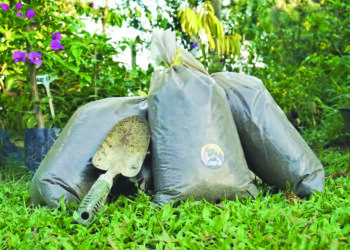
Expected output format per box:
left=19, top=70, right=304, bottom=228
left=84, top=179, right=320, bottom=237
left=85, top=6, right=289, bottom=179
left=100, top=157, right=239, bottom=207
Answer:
left=47, top=54, right=79, bottom=73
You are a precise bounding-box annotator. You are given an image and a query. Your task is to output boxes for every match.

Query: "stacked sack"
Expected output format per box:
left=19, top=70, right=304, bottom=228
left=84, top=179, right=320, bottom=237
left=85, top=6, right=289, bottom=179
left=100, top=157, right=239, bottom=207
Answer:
left=148, top=29, right=324, bottom=204
left=30, top=29, right=324, bottom=208
left=30, top=97, right=151, bottom=208
left=212, top=73, right=324, bottom=198
left=148, top=30, right=258, bottom=204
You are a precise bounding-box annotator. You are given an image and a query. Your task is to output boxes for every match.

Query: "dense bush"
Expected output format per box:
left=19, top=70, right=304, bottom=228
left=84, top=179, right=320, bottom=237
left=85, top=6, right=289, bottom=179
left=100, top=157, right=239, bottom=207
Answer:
left=224, top=0, right=349, bottom=130
left=0, top=0, right=152, bottom=130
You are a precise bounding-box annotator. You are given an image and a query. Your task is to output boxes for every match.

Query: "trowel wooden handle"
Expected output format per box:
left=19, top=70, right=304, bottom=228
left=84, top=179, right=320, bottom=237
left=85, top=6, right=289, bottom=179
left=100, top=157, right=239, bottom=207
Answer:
left=74, top=173, right=114, bottom=226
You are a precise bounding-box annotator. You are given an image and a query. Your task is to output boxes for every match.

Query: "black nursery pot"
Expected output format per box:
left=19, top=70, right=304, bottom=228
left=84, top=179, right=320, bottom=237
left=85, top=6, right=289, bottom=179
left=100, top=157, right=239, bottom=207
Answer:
left=25, top=128, right=61, bottom=171
left=0, top=130, right=25, bottom=167
left=339, top=107, right=350, bottom=133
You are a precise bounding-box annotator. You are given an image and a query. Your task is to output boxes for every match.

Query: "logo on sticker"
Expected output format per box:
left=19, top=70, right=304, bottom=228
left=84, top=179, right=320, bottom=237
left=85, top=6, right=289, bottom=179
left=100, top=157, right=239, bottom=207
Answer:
left=201, top=144, right=224, bottom=169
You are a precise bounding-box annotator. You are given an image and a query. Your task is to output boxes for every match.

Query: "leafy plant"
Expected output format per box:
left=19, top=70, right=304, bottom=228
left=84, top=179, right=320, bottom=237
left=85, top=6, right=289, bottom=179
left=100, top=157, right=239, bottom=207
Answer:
left=0, top=0, right=86, bottom=129
left=178, top=1, right=241, bottom=56
left=0, top=0, right=153, bottom=130
left=214, top=0, right=350, bottom=146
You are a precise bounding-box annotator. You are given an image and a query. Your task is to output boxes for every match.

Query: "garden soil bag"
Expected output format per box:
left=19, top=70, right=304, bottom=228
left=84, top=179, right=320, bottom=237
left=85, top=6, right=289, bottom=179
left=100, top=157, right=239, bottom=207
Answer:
left=212, top=73, right=324, bottom=198
left=148, top=29, right=258, bottom=204
left=30, top=97, right=150, bottom=208
left=25, top=128, right=62, bottom=171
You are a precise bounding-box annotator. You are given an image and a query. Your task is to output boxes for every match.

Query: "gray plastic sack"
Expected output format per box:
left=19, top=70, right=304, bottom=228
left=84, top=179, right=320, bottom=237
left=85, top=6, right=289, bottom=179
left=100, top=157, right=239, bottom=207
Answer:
left=30, top=97, right=149, bottom=208
left=212, top=72, right=324, bottom=197
left=25, top=128, right=62, bottom=171
left=148, top=30, right=258, bottom=204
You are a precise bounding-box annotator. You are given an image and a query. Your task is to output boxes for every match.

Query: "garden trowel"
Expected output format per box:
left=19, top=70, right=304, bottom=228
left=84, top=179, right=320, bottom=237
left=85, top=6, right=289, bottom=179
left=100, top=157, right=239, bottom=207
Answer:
left=74, top=115, right=150, bottom=226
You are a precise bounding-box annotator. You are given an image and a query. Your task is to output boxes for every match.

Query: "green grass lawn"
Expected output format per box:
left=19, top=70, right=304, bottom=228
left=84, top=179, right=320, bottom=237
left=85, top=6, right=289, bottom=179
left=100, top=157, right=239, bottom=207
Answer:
left=0, top=147, right=349, bottom=249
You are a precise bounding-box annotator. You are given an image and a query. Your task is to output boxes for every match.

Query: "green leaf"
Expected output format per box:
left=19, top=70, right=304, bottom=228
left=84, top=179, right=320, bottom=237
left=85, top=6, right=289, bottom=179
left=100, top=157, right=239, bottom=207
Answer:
left=26, top=115, right=37, bottom=128
left=48, top=54, right=79, bottom=73
left=71, top=46, right=83, bottom=66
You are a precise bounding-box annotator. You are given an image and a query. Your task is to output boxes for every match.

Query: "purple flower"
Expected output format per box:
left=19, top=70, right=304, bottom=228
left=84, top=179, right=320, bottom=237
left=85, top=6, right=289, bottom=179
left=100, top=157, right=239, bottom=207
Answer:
left=50, top=39, right=64, bottom=51
left=28, top=51, right=42, bottom=67
left=12, top=51, right=27, bottom=63
left=0, top=3, right=9, bottom=11
left=51, top=31, right=62, bottom=40
left=25, top=8, right=35, bottom=19
left=15, top=2, right=22, bottom=11
left=16, top=12, right=23, bottom=18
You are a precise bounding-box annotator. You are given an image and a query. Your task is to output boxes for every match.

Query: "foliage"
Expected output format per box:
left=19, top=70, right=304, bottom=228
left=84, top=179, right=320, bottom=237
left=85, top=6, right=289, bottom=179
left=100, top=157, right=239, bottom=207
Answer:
left=188, top=0, right=348, bottom=148
left=0, top=0, right=85, bottom=128
left=302, top=104, right=350, bottom=149
left=222, top=0, right=350, bottom=129
left=0, top=0, right=151, bottom=130
left=1, top=0, right=349, bottom=146
left=1, top=146, right=349, bottom=249
left=45, top=31, right=151, bottom=128
left=1, top=1, right=349, bottom=248
left=178, top=1, right=241, bottom=56
left=317, top=147, right=350, bottom=177
left=74, top=0, right=124, bottom=30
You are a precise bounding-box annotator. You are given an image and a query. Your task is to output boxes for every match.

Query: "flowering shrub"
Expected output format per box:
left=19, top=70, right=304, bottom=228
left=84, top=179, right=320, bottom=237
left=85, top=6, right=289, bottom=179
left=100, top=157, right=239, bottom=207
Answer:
left=50, top=32, right=64, bottom=51
left=0, top=1, right=79, bottom=129
left=27, top=51, right=42, bottom=67
left=0, top=1, right=150, bottom=130
left=0, top=1, right=69, bottom=128
left=12, top=51, right=26, bottom=63
left=3, top=3, right=65, bottom=69
left=0, top=3, right=9, bottom=11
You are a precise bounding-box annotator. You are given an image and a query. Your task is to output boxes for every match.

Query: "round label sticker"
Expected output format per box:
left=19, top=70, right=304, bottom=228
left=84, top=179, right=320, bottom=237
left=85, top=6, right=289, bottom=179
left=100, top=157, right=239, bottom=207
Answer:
left=201, top=144, right=224, bottom=169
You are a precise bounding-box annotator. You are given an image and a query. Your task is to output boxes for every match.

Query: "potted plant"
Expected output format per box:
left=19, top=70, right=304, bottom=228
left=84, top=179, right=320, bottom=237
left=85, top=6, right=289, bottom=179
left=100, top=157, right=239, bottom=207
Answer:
left=0, top=2, right=69, bottom=170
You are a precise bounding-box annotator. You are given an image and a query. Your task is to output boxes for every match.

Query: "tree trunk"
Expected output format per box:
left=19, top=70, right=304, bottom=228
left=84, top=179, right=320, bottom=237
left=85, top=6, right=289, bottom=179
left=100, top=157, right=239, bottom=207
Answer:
left=0, top=63, right=6, bottom=92
left=93, top=45, right=98, bottom=99
left=131, top=43, right=137, bottom=69
left=25, top=35, right=45, bottom=128
left=102, top=0, right=109, bottom=35
left=15, top=110, right=23, bottom=132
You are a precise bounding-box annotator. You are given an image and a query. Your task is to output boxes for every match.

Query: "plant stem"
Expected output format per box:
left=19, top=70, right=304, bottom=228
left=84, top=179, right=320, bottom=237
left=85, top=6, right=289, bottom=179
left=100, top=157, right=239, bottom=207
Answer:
left=94, top=45, right=98, bottom=99
left=102, top=0, right=109, bottom=35
left=131, top=42, right=137, bottom=69
left=25, top=32, right=45, bottom=128
left=0, top=63, right=7, bottom=92
left=15, top=110, right=23, bottom=132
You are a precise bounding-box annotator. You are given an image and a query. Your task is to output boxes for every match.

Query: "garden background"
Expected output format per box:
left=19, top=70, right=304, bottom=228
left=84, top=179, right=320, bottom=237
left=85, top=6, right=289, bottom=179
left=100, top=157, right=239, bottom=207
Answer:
left=0, top=0, right=349, bottom=248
